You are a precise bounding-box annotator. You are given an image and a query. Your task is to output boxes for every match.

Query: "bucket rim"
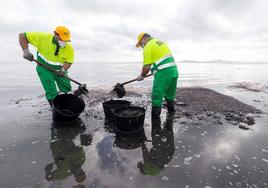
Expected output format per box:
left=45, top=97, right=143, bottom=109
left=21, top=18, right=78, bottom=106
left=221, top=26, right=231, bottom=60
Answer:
left=53, top=106, right=85, bottom=117
left=103, top=99, right=131, bottom=106
left=111, top=106, right=146, bottom=118
left=52, top=94, right=85, bottom=117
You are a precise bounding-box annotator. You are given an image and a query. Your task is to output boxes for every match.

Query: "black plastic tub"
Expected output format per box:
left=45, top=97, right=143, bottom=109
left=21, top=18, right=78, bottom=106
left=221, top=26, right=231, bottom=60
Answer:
left=112, top=106, right=146, bottom=134
left=52, top=94, right=85, bottom=125
left=102, top=100, right=131, bottom=120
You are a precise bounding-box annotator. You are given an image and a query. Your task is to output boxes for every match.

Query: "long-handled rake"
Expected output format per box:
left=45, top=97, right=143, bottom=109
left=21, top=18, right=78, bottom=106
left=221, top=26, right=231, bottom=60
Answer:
left=110, top=73, right=153, bottom=98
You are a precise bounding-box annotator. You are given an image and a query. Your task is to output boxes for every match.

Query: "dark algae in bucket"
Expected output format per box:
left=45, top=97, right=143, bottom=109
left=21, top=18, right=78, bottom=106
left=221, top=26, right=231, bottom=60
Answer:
left=102, top=100, right=131, bottom=120
left=116, top=108, right=144, bottom=117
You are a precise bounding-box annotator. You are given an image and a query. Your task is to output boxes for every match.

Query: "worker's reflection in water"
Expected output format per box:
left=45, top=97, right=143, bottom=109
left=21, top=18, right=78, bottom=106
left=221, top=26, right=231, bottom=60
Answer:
left=45, top=119, right=92, bottom=185
left=137, top=117, right=175, bottom=175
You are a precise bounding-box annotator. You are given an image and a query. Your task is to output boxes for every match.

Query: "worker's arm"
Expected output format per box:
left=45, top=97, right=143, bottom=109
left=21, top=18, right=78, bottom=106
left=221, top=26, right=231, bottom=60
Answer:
left=62, top=62, right=72, bottom=71
left=58, top=62, right=72, bottom=76
left=137, top=65, right=151, bottom=81
left=19, top=33, right=29, bottom=49
left=140, top=65, right=151, bottom=77
left=19, top=33, right=34, bottom=61
left=62, top=46, right=74, bottom=72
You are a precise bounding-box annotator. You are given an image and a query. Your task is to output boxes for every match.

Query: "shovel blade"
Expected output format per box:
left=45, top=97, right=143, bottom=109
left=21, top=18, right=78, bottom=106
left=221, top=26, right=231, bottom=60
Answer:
left=110, top=83, right=126, bottom=98
left=74, top=84, right=89, bottom=96
left=79, top=84, right=88, bottom=93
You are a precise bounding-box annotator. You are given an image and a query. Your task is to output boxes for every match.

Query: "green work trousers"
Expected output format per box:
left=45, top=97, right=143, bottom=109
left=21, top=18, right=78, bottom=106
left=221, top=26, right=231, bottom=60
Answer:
left=36, top=65, right=71, bottom=100
left=152, top=76, right=178, bottom=107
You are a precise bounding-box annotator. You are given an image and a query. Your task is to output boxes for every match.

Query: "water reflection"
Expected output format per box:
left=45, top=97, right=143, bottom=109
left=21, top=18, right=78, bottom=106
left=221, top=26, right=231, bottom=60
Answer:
left=138, top=117, right=175, bottom=175
left=103, top=120, right=116, bottom=134
left=113, top=131, right=147, bottom=150
left=104, top=118, right=148, bottom=150
left=45, top=119, right=92, bottom=186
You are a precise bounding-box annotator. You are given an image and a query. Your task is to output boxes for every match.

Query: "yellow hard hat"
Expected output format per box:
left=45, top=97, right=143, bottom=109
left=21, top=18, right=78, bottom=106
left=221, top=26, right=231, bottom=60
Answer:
left=55, top=26, right=71, bottom=42
left=135, top=32, right=145, bottom=48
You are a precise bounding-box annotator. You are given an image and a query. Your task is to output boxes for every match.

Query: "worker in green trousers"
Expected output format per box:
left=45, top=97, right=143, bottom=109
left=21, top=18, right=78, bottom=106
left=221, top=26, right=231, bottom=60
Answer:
left=135, top=32, right=179, bottom=123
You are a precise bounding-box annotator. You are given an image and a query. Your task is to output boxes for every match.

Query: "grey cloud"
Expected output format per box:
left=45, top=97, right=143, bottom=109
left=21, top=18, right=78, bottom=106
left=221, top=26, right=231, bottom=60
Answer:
left=0, top=20, right=54, bottom=35
left=1, top=0, right=268, bottom=61
left=70, top=19, right=139, bottom=53
left=62, top=0, right=150, bottom=17
left=162, top=0, right=268, bottom=43
left=73, top=29, right=134, bottom=53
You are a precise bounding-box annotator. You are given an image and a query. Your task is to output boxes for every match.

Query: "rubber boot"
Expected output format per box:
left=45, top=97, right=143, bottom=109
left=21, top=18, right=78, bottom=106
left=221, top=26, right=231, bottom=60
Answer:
left=166, top=101, right=175, bottom=114
left=48, top=100, right=53, bottom=107
left=166, top=101, right=175, bottom=121
left=164, top=113, right=174, bottom=130
left=151, top=106, right=161, bottom=128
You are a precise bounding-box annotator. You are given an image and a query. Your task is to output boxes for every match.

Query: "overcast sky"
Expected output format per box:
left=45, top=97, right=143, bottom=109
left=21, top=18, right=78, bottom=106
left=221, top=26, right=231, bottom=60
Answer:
left=1, top=0, right=268, bottom=62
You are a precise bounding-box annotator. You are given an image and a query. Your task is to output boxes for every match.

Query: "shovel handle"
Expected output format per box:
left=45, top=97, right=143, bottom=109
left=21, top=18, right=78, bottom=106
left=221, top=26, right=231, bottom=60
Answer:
left=33, top=59, right=82, bottom=86
left=121, top=73, right=153, bottom=85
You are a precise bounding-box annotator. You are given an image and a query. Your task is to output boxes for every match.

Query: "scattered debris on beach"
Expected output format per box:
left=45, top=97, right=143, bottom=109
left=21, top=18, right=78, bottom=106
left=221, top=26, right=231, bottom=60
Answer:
left=12, top=87, right=262, bottom=131
left=228, top=82, right=268, bottom=93
left=174, top=88, right=261, bottom=130
left=174, top=88, right=262, bottom=130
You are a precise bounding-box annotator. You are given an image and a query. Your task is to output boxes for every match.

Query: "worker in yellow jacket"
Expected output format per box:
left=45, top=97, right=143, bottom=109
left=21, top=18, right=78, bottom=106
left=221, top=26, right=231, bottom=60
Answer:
left=135, top=33, right=179, bottom=122
left=19, top=26, right=74, bottom=107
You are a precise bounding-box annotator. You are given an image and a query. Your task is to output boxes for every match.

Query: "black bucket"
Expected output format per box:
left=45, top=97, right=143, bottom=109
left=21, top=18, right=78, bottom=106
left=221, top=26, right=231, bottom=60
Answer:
left=112, top=106, right=146, bottom=134
left=52, top=94, right=85, bottom=125
left=102, top=100, right=131, bottom=120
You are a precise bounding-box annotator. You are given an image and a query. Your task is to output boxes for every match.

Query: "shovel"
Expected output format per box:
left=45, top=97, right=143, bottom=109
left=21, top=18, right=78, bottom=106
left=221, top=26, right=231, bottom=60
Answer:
left=32, top=59, right=89, bottom=94
left=110, top=73, right=153, bottom=98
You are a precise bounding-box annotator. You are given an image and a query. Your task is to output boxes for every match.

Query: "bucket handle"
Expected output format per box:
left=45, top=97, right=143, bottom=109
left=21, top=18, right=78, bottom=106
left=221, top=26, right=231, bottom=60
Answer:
left=54, top=107, right=80, bottom=117
left=142, top=105, right=148, bottom=111
left=133, top=105, right=147, bottom=111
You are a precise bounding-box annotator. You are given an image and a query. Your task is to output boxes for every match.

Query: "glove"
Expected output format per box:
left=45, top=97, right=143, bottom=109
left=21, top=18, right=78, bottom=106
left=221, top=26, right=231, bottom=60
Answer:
left=137, top=75, right=144, bottom=81
left=23, top=49, right=34, bottom=61
left=58, top=68, right=66, bottom=76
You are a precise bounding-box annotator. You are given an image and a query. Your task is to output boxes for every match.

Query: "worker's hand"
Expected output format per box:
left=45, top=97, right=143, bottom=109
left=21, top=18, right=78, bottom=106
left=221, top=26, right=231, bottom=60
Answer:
left=137, top=75, right=144, bottom=81
left=58, top=68, right=66, bottom=77
left=23, top=49, right=34, bottom=61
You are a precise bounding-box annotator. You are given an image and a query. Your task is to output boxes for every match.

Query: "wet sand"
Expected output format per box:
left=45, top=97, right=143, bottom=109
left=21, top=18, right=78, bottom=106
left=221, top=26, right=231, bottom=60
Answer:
left=0, top=87, right=267, bottom=188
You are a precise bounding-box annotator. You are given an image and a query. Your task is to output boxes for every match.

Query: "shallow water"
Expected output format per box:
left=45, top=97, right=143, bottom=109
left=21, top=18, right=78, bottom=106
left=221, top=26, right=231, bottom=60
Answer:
left=0, top=61, right=268, bottom=187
